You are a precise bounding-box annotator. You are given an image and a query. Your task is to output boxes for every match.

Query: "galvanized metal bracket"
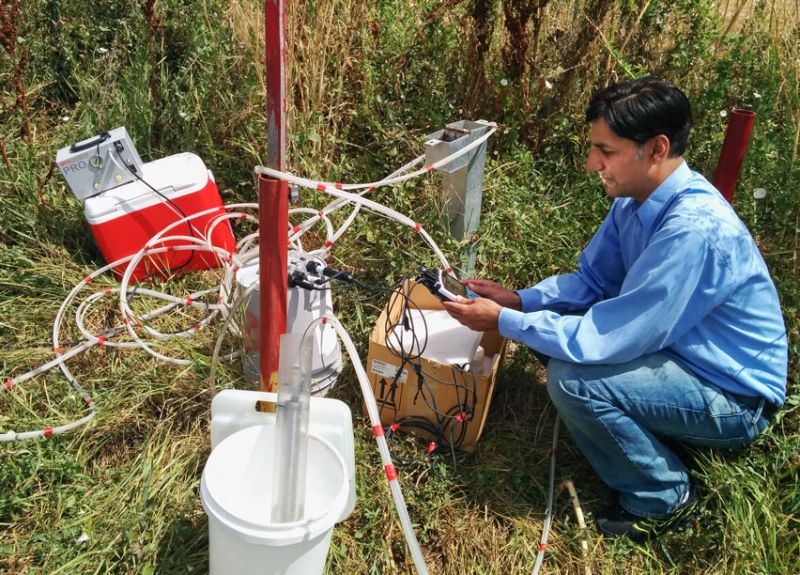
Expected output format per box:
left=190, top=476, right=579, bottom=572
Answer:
left=424, top=119, right=492, bottom=276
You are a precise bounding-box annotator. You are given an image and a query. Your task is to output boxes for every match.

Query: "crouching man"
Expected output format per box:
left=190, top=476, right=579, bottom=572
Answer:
left=443, top=76, right=787, bottom=541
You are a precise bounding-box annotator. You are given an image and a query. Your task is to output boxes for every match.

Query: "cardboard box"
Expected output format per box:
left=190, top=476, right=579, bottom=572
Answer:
left=364, top=281, right=505, bottom=452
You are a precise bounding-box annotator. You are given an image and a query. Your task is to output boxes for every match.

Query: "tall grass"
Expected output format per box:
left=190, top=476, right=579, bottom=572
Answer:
left=1, top=0, right=798, bottom=573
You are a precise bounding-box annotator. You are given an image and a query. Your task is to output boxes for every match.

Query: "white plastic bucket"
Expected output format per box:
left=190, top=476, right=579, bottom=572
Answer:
left=201, top=425, right=349, bottom=575
left=235, top=258, right=343, bottom=394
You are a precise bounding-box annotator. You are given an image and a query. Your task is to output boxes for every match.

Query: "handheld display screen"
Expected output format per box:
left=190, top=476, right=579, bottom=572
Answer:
left=442, top=273, right=468, bottom=298
left=416, top=268, right=469, bottom=301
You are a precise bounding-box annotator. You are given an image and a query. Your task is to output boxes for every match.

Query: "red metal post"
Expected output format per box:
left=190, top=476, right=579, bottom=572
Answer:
left=712, top=108, right=756, bottom=203
left=260, top=0, right=288, bottom=392
left=258, top=176, right=288, bottom=393
left=265, top=0, right=287, bottom=171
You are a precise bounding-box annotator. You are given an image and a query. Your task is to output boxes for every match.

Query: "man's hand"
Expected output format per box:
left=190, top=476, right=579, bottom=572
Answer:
left=442, top=296, right=504, bottom=332
left=461, top=279, right=522, bottom=310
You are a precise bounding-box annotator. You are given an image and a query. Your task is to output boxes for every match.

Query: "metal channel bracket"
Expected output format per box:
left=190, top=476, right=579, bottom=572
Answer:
left=424, top=119, right=492, bottom=275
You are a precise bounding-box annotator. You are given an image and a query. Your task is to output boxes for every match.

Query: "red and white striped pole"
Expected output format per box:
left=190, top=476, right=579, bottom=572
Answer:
left=259, top=0, right=288, bottom=394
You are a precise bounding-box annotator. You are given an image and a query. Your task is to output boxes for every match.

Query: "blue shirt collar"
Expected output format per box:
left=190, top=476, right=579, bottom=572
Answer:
left=635, top=161, right=692, bottom=232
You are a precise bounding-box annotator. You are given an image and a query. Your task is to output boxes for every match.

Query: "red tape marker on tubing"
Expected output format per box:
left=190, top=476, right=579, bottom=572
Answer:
left=384, top=464, right=398, bottom=481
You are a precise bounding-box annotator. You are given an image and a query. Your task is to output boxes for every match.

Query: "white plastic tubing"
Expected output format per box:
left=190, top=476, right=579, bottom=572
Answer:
left=1, top=124, right=495, bottom=445
left=531, top=415, right=560, bottom=575
left=256, top=123, right=498, bottom=273
left=2, top=127, right=498, bottom=574
left=326, top=314, right=430, bottom=575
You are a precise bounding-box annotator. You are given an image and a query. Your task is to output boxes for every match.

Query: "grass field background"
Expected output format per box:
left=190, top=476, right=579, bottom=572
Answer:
left=1, top=0, right=798, bottom=573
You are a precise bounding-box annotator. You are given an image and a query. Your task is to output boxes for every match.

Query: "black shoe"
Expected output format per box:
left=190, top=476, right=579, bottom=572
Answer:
left=596, top=489, right=698, bottom=542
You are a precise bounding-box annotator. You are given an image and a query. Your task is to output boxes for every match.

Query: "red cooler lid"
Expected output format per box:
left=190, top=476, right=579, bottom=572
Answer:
left=84, top=152, right=213, bottom=223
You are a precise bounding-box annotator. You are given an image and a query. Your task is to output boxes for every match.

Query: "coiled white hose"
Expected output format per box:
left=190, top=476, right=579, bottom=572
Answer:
left=2, top=131, right=489, bottom=442
left=2, top=129, right=510, bottom=575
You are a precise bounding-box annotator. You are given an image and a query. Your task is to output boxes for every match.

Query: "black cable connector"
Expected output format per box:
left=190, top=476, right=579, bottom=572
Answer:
left=288, top=270, right=316, bottom=290
left=306, top=261, right=356, bottom=284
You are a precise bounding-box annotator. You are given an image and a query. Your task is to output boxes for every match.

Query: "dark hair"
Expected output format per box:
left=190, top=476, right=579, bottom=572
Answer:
left=586, top=75, right=692, bottom=156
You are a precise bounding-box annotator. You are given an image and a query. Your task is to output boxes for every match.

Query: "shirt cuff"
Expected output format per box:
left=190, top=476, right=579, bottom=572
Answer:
left=498, top=307, right=527, bottom=340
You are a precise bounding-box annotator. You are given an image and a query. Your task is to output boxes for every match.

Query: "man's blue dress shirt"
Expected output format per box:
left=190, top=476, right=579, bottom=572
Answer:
left=498, top=162, right=787, bottom=406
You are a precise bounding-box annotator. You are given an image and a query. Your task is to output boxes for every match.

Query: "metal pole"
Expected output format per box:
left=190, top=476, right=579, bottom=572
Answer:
left=260, top=0, right=288, bottom=393
left=265, top=0, right=286, bottom=171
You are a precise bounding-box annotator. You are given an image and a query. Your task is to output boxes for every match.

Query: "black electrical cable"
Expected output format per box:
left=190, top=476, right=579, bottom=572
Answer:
left=448, top=425, right=458, bottom=468
left=374, top=271, right=486, bottom=460
left=417, top=366, right=477, bottom=409
left=376, top=276, right=429, bottom=444
left=384, top=276, right=429, bottom=362
left=380, top=412, right=452, bottom=471
left=293, top=262, right=394, bottom=295
left=114, top=146, right=197, bottom=274
left=443, top=404, right=472, bottom=450
left=412, top=363, right=477, bottom=453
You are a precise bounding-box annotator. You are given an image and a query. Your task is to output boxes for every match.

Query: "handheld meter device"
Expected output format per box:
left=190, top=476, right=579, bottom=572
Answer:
left=416, top=268, right=469, bottom=302
left=56, top=126, right=144, bottom=200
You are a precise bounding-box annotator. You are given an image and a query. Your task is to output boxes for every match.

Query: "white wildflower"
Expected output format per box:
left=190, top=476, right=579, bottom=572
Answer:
left=500, top=78, right=508, bottom=87
left=545, top=80, right=553, bottom=89
left=720, top=110, right=728, bottom=118
left=76, top=532, right=89, bottom=544
left=62, top=116, right=70, bottom=122
left=753, top=92, right=762, bottom=99
left=98, top=47, right=108, bottom=54
left=753, top=187, right=767, bottom=199
left=178, top=111, right=188, bottom=119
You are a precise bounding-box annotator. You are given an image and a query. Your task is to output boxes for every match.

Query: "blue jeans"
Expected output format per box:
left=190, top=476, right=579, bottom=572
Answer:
left=546, top=352, right=770, bottom=517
